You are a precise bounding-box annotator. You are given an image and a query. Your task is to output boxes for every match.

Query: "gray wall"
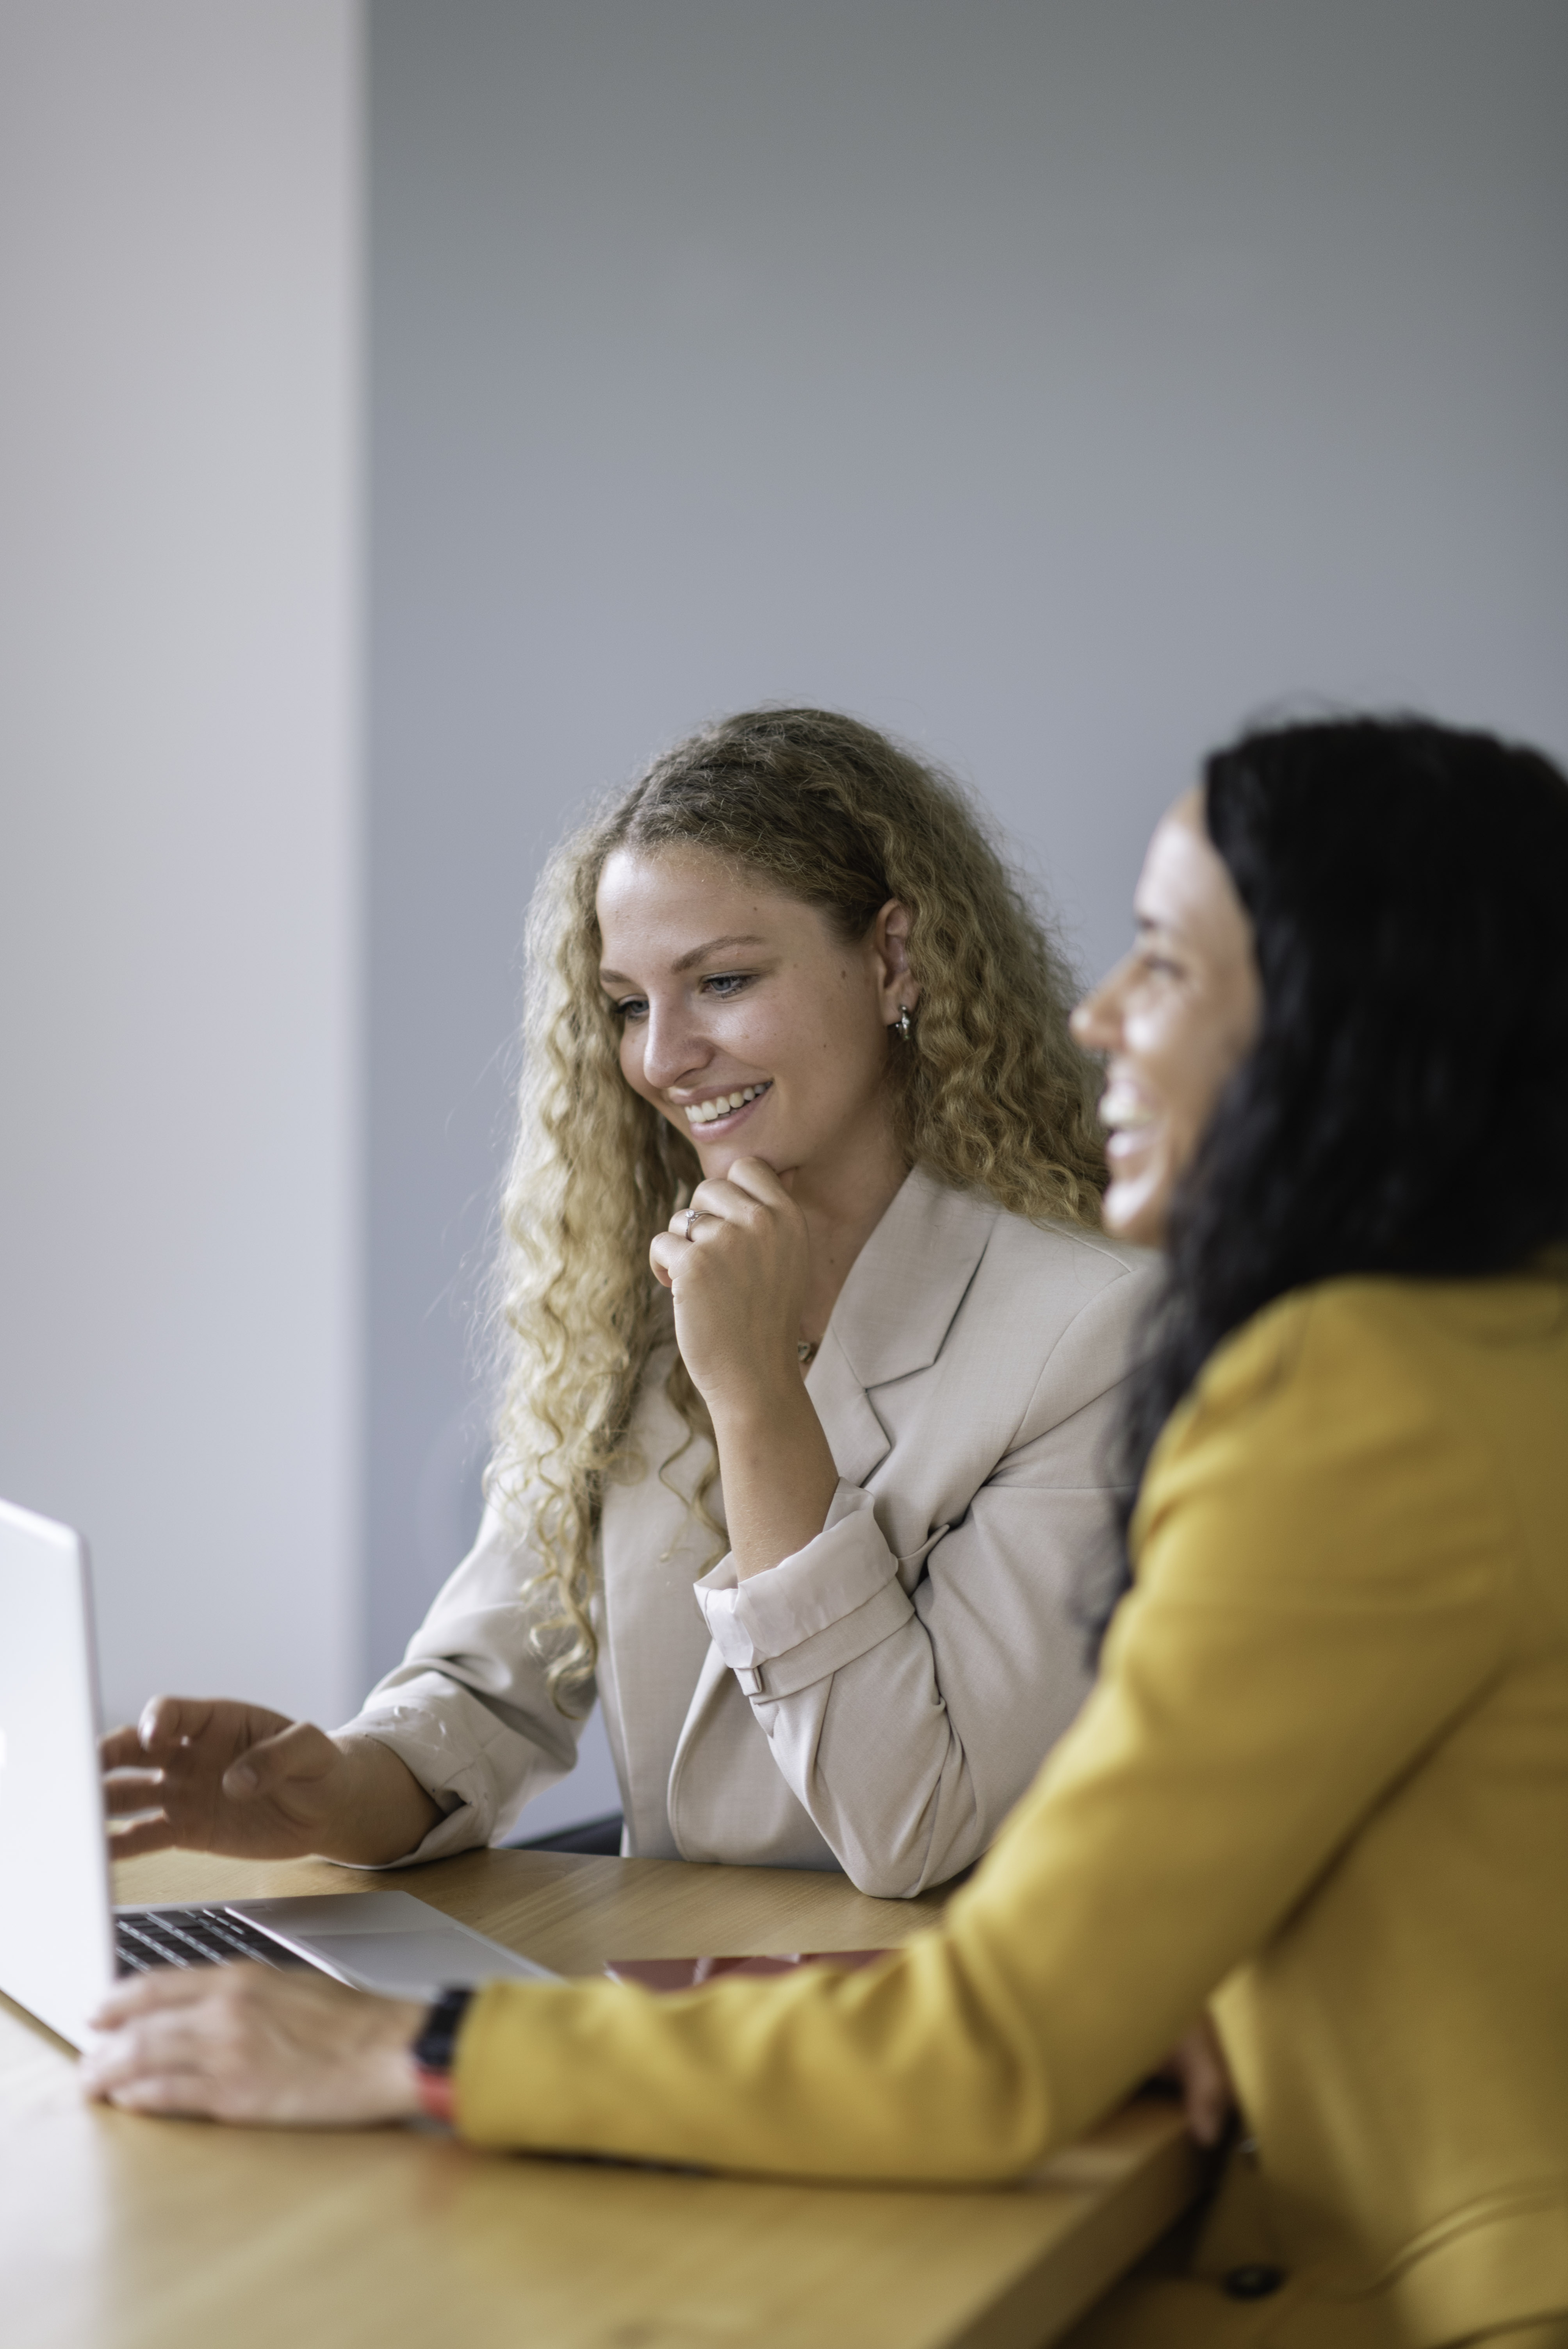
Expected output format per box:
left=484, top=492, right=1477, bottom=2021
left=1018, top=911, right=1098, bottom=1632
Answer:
left=0, top=0, right=362, bottom=1729
left=365, top=1, right=1568, bottom=1815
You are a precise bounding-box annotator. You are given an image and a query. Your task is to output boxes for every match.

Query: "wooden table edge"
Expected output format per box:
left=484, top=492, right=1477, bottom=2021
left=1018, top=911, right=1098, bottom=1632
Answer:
left=952, top=2098, right=1201, bottom=2347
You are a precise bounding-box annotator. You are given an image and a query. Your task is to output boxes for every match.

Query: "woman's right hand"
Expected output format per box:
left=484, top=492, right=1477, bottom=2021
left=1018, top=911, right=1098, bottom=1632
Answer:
left=99, top=1698, right=441, bottom=1866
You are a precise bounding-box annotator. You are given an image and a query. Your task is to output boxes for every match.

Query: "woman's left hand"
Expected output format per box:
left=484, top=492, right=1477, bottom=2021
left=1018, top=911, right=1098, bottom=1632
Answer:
left=650, top=1158, right=811, bottom=1417
left=80, top=1964, right=425, bottom=2128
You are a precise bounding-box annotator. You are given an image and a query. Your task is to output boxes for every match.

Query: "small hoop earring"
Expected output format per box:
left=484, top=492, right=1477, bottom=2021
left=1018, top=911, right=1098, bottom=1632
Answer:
left=894, top=1003, right=913, bottom=1041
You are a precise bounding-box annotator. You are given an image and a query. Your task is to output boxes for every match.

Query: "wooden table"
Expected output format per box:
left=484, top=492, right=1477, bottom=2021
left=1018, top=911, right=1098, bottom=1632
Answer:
left=0, top=1847, right=1198, bottom=2349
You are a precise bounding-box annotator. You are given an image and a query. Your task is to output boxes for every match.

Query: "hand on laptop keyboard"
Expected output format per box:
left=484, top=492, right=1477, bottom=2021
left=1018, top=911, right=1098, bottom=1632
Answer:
left=82, top=1963, right=428, bottom=2128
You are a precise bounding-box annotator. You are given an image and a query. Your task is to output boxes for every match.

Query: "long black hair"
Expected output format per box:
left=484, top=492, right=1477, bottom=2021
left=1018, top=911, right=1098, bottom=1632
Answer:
left=1114, top=714, right=1568, bottom=1547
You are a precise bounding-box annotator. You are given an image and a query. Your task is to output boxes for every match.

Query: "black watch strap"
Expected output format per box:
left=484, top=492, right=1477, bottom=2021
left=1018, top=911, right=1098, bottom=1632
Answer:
left=411, top=1985, right=474, bottom=2076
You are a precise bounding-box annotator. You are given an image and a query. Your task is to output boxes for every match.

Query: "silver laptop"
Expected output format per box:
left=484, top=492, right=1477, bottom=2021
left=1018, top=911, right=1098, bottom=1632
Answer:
left=0, top=1495, right=556, bottom=2048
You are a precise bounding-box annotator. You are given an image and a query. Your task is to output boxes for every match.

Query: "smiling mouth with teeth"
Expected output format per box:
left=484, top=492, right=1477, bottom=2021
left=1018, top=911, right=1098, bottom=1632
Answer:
left=682, top=1082, right=771, bottom=1128
left=1098, top=1080, right=1156, bottom=1135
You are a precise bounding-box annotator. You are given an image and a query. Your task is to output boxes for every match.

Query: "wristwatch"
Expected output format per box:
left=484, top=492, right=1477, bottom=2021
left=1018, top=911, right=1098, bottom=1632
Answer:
left=410, top=1985, right=474, bottom=2125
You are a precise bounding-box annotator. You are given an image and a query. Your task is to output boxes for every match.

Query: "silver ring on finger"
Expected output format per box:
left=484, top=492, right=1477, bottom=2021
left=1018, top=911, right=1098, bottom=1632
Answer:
left=682, top=1207, right=705, bottom=1241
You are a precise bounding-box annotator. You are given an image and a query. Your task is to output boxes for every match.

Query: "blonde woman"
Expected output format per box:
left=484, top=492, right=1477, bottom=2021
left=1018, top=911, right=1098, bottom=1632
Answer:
left=103, top=708, right=1149, bottom=1896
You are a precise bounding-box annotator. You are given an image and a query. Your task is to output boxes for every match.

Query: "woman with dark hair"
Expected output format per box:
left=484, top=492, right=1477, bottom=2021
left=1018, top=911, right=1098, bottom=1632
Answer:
left=87, top=717, right=1568, bottom=2348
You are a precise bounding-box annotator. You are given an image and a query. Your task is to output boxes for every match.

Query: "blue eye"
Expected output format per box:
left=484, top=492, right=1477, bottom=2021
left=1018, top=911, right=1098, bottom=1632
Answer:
left=613, top=996, right=649, bottom=1022
left=703, top=972, right=754, bottom=998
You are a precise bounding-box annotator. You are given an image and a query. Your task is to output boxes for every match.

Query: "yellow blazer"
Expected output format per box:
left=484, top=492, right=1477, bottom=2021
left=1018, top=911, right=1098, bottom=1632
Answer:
left=453, top=1270, right=1568, bottom=2348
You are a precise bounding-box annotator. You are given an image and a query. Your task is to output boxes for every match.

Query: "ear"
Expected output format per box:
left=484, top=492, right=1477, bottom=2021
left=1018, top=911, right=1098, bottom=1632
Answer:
left=871, top=899, right=920, bottom=1024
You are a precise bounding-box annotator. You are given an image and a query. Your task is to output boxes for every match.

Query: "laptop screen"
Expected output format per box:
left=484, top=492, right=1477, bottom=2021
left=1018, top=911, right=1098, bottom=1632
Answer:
left=0, top=1499, right=117, bottom=2046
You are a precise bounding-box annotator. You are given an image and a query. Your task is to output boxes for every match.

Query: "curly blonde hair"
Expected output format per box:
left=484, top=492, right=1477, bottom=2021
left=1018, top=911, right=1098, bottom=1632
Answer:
left=490, top=707, right=1105, bottom=1710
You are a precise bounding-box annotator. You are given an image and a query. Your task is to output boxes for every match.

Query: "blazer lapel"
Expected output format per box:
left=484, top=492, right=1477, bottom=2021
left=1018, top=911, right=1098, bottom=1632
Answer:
left=805, top=1167, right=1000, bottom=1485
left=805, top=1330, right=891, bottom=1485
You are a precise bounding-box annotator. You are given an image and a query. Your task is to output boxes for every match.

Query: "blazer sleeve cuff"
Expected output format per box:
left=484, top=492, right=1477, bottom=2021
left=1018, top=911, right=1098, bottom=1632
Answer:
left=693, top=1484, right=915, bottom=1695
left=334, top=1681, right=510, bottom=1868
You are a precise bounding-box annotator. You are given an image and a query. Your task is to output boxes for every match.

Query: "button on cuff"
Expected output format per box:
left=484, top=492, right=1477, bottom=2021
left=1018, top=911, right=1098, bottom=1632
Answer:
left=1223, top=2264, right=1286, bottom=2301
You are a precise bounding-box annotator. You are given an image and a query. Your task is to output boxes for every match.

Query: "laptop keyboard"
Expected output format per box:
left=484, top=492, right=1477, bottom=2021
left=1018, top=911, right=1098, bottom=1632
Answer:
left=114, top=1906, right=303, bottom=1976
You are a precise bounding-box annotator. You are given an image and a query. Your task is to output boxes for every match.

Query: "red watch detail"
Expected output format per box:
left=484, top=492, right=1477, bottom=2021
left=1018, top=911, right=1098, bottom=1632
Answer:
left=414, top=2065, right=455, bottom=2126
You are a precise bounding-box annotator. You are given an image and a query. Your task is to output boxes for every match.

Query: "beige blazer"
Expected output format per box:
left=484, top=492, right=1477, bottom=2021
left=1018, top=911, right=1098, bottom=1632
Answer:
left=344, top=1167, right=1152, bottom=1895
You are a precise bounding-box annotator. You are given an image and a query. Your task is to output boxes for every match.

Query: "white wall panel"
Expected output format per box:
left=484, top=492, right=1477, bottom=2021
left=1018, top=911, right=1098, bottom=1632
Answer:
left=0, top=1, right=363, bottom=1728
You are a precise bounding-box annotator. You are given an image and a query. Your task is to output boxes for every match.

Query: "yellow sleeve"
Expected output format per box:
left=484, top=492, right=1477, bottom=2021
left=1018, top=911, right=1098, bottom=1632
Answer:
left=454, top=1286, right=1516, bottom=2180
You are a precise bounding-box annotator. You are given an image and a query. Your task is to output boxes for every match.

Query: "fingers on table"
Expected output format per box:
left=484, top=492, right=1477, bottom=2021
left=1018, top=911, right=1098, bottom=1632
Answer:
left=90, top=2067, right=221, bottom=2117
left=86, top=1969, right=253, bottom=2113
left=85, top=1965, right=362, bottom=2124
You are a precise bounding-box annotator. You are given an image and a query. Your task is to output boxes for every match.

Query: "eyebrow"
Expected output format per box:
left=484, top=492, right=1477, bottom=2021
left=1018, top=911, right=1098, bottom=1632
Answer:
left=599, top=933, right=769, bottom=986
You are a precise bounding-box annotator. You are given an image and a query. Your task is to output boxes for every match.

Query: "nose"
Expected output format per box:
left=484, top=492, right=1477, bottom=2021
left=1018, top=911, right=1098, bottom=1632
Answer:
left=1071, top=955, right=1131, bottom=1056
left=638, top=994, right=711, bottom=1093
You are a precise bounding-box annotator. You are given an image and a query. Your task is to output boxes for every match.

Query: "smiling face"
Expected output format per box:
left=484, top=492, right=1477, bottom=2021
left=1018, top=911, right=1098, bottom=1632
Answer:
left=1071, top=790, right=1262, bottom=1248
left=596, top=845, right=916, bottom=1196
